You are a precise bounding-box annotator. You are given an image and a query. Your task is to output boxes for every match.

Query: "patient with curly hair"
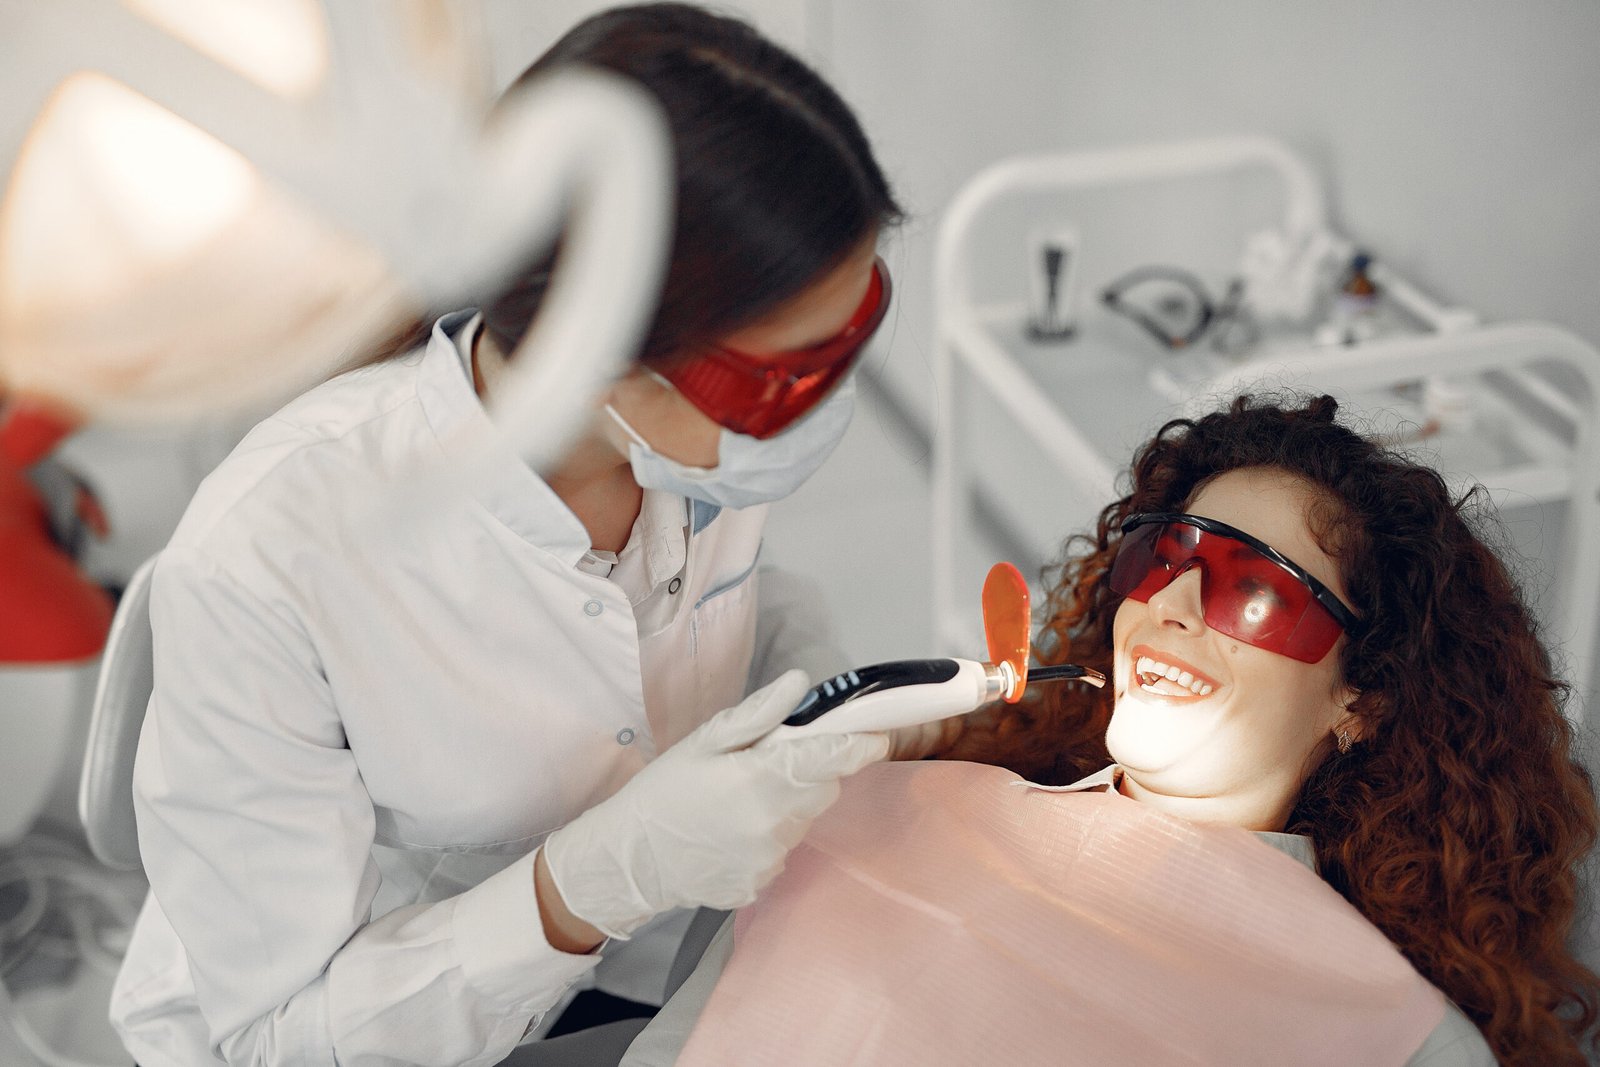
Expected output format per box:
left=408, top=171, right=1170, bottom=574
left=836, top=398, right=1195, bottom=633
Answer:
left=617, top=394, right=1600, bottom=1067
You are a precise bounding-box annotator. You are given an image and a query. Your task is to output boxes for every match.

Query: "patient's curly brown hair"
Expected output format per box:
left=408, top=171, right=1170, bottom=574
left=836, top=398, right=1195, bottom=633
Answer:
left=941, top=393, right=1600, bottom=1064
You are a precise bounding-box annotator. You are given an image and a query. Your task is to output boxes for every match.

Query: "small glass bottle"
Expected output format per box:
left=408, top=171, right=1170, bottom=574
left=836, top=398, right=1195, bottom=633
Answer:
left=1315, top=251, right=1381, bottom=346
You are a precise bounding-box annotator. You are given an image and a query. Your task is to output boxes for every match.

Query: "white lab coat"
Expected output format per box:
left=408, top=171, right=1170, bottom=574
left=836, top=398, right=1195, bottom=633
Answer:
left=111, top=312, right=839, bottom=1066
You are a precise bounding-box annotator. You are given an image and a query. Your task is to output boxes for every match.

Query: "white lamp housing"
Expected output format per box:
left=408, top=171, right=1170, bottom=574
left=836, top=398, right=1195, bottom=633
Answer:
left=0, top=0, right=672, bottom=473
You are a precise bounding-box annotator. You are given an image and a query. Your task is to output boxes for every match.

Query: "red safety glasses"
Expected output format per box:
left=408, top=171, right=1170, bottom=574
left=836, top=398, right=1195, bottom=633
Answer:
left=1108, top=513, right=1361, bottom=663
left=654, top=257, right=891, bottom=439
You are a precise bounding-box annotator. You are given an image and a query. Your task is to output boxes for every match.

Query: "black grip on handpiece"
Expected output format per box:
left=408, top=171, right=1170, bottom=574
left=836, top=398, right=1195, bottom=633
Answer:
left=783, top=658, right=961, bottom=728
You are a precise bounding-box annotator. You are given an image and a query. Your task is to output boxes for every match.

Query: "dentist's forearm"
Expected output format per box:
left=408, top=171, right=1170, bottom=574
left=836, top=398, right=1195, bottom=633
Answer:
left=534, top=847, right=606, bottom=955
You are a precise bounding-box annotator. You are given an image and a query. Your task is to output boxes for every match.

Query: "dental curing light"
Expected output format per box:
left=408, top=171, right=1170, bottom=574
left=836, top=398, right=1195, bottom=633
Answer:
left=772, top=562, right=1105, bottom=739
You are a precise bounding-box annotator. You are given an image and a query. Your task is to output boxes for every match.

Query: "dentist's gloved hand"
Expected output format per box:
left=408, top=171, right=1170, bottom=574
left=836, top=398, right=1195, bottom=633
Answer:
left=542, top=670, right=888, bottom=940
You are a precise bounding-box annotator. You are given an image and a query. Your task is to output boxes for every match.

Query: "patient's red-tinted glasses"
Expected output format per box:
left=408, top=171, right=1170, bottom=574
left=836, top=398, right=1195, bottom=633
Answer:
left=654, top=257, right=891, bottom=439
left=1108, top=513, right=1362, bottom=664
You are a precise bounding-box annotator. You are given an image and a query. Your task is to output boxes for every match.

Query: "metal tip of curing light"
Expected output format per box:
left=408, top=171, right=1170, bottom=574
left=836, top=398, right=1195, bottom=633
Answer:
left=1027, top=663, right=1107, bottom=689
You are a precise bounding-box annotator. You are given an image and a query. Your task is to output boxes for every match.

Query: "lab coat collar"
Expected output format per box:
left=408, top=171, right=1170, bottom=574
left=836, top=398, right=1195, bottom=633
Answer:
left=691, top=498, right=721, bottom=535
left=635, top=490, right=688, bottom=589
left=413, top=310, right=592, bottom=566
left=1023, top=765, right=1320, bottom=873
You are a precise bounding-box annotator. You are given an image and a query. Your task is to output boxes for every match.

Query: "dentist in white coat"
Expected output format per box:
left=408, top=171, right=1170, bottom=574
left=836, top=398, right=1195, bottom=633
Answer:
left=110, top=5, right=904, bottom=1064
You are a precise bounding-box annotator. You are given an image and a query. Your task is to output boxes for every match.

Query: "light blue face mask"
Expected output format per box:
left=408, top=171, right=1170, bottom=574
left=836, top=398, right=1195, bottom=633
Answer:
left=605, top=374, right=856, bottom=509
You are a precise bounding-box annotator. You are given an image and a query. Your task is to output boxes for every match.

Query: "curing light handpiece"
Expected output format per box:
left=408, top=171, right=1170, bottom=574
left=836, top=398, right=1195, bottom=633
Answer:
left=768, top=658, right=1105, bottom=740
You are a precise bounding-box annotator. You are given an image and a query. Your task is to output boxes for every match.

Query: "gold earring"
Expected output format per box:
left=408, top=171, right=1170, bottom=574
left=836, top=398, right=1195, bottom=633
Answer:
left=1336, top=728, right=1353, bottom=754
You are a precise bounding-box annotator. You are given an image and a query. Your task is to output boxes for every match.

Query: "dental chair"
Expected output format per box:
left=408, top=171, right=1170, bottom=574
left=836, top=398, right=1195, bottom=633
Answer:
left=501, top=908, right=726, bottom=1066
left=78, top=554, right=158, bottom=871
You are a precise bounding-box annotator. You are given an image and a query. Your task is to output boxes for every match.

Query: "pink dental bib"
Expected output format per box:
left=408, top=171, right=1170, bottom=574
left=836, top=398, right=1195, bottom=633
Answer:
left=678, top=761, right=1444, bottom=1066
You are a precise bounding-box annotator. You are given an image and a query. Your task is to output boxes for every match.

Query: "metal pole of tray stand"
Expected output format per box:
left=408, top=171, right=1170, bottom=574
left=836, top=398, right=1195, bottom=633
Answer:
left=1196, top=323, right=1600, bottom=721
left=942, top=308, right=1121, bottom=634
left=932, top=136, right=1328, bottom=654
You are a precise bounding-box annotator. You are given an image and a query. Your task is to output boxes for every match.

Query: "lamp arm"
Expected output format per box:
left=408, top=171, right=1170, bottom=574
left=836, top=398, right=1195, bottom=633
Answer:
left=476, top=69, right=674, bottom=472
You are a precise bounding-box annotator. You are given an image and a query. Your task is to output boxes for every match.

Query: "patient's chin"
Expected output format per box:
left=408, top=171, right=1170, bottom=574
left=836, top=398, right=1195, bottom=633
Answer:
left=1105, top=691, right=1219, bottom=774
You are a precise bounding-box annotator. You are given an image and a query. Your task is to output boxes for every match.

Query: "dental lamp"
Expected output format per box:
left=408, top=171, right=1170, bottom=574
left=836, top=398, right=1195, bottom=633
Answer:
left=0, top=0, right=672, bottom=470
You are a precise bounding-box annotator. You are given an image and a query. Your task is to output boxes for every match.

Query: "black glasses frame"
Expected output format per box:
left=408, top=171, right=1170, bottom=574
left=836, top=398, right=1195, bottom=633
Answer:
left=1100, top=266, right=1259, bottom=354
left=1119, top=512, right=1362, bottom=635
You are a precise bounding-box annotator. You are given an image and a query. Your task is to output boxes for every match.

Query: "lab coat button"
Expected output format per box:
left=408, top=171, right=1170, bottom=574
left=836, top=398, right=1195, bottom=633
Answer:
left=616, top=728, right=636, bottom=746
left=667, top=577, right=682, bottom=595
left=583, top=599, right=603, bottom=617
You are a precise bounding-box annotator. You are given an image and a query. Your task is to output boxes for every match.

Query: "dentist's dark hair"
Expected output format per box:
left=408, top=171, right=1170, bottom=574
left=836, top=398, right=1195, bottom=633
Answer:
left=366, top=2, right=901, bottom=365
left=941, top=392, right=1600, bottom=1066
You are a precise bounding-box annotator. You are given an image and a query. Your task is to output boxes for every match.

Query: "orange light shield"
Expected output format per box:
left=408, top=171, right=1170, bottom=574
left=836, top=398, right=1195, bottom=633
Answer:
left=981, top=561, right=1031, bottom=703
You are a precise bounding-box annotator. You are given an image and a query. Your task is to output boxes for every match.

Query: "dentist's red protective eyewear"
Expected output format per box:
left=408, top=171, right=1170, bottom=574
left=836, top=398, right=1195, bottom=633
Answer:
left=1108, top=513, right=1362, bottom=663
left=655, top=257, right=891, bottom=439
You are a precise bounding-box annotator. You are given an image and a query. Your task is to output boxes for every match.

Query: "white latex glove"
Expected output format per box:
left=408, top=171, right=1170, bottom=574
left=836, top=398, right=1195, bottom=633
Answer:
left=542, top=670, right=888, bottom=939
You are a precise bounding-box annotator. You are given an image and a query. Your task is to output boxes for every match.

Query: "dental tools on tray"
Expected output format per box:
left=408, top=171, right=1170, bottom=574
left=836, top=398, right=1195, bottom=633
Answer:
left=770, top=562, right=1105, bottom=739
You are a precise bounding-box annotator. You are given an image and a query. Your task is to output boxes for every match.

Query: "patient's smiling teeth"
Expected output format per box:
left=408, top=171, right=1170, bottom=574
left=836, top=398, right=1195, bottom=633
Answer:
left=1134, top=655, right=1216, bottom=697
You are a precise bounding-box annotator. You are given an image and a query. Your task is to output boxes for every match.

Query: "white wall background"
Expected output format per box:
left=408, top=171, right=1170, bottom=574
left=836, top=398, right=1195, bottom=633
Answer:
left=819, top=0, right=1600, bottom=424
